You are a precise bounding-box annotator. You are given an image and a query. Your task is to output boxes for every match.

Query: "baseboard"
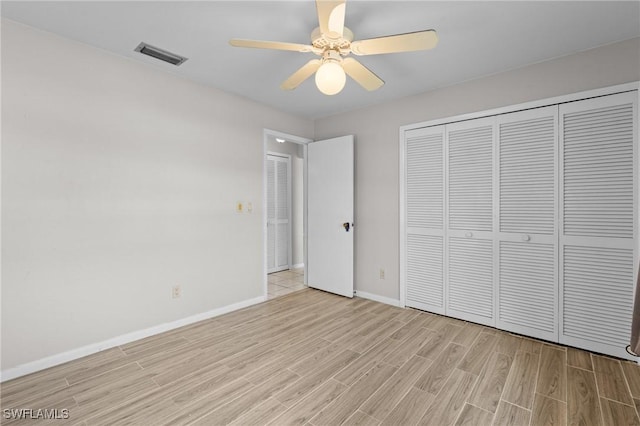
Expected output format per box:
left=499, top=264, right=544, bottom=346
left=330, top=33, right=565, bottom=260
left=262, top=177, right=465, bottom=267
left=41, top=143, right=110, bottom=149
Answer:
left=291, top=263, right=304, bottom=269
left=1, top=295, right=266, bottom=382
left=354, top=290, right=401, bottom=307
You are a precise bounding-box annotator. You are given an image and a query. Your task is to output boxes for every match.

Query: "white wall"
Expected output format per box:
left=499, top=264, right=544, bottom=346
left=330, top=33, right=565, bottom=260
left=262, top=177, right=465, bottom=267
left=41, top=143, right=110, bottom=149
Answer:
left=266, top=140, right=304, bottom=267
left=314, top=37, right=640, bottom=302
left=3, top=15, right=639, bottom=376
left=1, top=19, right=313, bottom=372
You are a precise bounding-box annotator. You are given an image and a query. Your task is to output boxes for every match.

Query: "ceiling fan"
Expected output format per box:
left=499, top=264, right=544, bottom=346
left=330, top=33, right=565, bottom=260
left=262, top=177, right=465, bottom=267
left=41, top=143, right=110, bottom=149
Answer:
left=229, top=0, right=438, bottom=95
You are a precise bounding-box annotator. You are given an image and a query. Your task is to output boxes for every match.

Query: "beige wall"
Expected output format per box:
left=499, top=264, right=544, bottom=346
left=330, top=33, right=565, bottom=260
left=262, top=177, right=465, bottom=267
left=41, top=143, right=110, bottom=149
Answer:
left=266, top=140, right=305, bottom=267
left=314, top=37, right=640, bottom=301
left=1, top=19, right=313, bottom=371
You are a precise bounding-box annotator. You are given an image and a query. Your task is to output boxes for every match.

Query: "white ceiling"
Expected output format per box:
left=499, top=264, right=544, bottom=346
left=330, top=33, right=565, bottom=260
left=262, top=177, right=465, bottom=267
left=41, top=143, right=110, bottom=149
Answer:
left=3, top=1, right=639, bottom=119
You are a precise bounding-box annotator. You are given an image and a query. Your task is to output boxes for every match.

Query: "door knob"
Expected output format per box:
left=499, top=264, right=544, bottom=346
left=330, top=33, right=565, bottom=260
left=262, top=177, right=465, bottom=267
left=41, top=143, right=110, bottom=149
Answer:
left=343, top=222, right=351, bottom=232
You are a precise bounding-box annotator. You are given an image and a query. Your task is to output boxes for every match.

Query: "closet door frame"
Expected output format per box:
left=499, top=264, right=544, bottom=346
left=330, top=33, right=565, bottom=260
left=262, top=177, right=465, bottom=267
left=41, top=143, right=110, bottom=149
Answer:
left=267, top=152, right=293, bottom=273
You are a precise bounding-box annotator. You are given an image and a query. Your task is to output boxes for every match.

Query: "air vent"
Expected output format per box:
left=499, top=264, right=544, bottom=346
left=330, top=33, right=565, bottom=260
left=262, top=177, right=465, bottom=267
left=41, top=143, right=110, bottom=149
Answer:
left=134, top=42, right=188, bottom=66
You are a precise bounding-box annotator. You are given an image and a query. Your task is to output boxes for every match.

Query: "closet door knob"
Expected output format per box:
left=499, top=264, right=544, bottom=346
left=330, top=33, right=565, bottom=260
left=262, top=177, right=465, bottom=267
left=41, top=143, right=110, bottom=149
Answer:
left=522, top=234, right=531, bottom=242
left=465, top=232, right=473, bottom=238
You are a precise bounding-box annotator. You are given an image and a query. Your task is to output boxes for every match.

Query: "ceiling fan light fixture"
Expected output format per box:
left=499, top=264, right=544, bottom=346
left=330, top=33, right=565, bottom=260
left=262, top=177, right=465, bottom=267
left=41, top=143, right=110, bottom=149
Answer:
left=230, top=0, right=438, bottom=94
left=315, top=60, right=346, bottom=96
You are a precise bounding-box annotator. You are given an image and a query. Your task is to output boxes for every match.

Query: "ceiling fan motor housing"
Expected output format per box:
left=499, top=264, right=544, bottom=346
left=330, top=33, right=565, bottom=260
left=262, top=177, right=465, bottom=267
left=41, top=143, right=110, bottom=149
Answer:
left=311, top=26, right=354, bottom=56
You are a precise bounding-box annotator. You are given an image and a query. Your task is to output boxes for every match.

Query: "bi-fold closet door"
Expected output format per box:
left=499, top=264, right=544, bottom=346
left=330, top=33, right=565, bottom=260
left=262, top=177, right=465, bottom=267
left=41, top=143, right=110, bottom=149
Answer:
left=406, top=109, right=559, bottom=336
left=266, top=154, right=290, bottom=273
left=445, top=117, right=496, bottom=326
left=404, top=125, right=446, bottom=314
left=495, top=107, right=558, bottom=341
left=404, top=89, right=638, bottom=359
left=559, top=92, right=637, bottom=359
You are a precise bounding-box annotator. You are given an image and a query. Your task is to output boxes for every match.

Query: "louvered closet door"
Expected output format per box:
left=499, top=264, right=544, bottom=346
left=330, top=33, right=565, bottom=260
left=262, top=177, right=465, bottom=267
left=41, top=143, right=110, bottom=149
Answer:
left=267, top=158, right=277, bottom=271
left=559, top=91, right=638, bottom=360
left=404, top=126, right=446, bottom=314
left=267, top=154, right=290, bottom=273
left=446, top=117, right=496, bottom=326
left=496, top=106, right=558, bottom=341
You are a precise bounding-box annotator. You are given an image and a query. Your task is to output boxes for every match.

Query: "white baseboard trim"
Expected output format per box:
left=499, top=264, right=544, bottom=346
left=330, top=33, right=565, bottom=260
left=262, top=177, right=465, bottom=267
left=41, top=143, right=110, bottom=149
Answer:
left=1, top=295, right=266, bottom=382
left=291, top=263, right=304, bottom=269
left=354, top=290, right=401, bottom=307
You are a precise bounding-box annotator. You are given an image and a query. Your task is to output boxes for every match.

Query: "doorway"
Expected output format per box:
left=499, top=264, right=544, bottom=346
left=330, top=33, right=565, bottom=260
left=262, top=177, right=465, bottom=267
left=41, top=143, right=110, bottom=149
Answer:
left=263, top=129, right=312, bottom=299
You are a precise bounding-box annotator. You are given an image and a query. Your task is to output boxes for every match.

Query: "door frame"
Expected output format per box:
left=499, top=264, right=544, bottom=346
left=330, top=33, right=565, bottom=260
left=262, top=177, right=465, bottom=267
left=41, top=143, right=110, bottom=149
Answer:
left=263, top=129, right=312, bottom=298
left=266, top=152, right=292, bottom=273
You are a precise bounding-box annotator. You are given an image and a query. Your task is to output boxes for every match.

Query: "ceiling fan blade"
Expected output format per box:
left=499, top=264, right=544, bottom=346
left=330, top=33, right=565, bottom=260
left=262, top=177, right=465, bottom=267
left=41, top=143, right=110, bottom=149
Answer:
left=342, top=58, right=384, bottom=91
left=316, top=0, right=346, bottom=38
left=351, top=30, right=438, bottom=56
left=281, top=59, right=322, bottom=90
left=229, top=39, right=315, bottom=53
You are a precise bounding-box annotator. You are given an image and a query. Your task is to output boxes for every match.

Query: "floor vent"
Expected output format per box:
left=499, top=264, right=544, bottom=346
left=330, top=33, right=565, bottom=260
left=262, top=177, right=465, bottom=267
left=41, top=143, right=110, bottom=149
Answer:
left=134, top=42, right=188, bottom=66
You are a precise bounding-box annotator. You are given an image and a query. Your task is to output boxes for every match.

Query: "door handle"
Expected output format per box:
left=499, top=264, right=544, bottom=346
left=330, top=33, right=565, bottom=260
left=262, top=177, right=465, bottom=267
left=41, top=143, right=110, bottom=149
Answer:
left=343, top=222, right=351, bottom=232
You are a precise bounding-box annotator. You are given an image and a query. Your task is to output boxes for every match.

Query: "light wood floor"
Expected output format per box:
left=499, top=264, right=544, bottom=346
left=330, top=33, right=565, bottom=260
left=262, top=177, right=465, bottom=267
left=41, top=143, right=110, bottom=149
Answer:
left=2, top=288, right=640, bottom=425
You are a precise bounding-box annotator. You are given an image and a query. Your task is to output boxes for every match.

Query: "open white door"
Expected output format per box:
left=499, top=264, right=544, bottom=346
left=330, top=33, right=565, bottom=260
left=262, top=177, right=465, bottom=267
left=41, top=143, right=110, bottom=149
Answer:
left=307, top=135, right=354, bottom=298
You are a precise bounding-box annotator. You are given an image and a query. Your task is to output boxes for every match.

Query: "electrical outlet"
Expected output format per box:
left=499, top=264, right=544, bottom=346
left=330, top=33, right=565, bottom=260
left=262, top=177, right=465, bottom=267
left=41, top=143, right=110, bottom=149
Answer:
left=379, top=268, right=385, bottom=280
left=172, top=285, right=181, bottom=299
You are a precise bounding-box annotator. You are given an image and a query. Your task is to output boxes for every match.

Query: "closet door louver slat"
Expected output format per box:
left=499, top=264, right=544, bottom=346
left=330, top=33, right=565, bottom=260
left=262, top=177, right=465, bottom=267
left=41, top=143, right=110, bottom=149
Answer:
left=496, top=107, right=558, bottom=341
left=404, top=126, right=445, bottom=313
left=563, top=102, right=634, bottom=238
left=267, top=155, right=290, bottom=273
left=499, top=113, right=556, bottom=235
left=406, top=132, right=444, bottom=230
left=276, top=160, right=288, bottom=221
left=559, top=91, right=637, bottom=360
left=406, top=234, right=444, bottom=312
left=277, top=223, right=288, bottom=268
left=276, top=160, right=289, bottom=268
left=267, top=158, right=276, bottom=270
left=562, top=246, right=634, bottom=350
left=447, top=238, right=494, bottom=325
left=446, top=118, right=495, bottom=325
left=448, top=125, right=494, bottom=232
left=499, top=242, right=556, bottom=338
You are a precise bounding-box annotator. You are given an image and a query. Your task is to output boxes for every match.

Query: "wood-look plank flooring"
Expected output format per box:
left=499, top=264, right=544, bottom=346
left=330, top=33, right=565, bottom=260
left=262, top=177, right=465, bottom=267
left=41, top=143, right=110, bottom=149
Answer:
left=2, top=288, right=639, bottom=425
